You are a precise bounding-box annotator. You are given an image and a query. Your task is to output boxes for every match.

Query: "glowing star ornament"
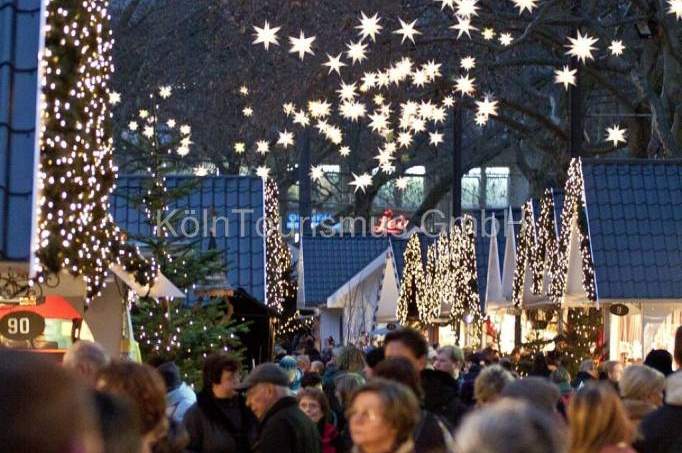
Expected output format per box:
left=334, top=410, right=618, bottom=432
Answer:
left=669, top=0, right=682, bottom=19
left=499, top=32, right=513, bottom=46
left=554, top=65, right=577, bottom=90
left=323, top=53, right=346, bottom=75
left=394, top=18, right=421, bottom=44
left=451, top=16, right=477, bottom=39
left=277, top=130, right=295, bottom=148
left=349, top=172, right=373, bottom=193
left=128, top=121, right=138, bottom=131
left=346, top=40, right=368, bottom=64
left=356, top=12, right=382, bottom=42
left=253, top=21, right=280, bottom=50
left=398, top=131, right=413, bottom=148
left=242, top=106, right=254, bottom=117
left=437, top=0, right=456, bottom=10
left=283, top=103, right=296, bottom=116
left=180, top=124, right=191, bottom=135
left=605, top=125, right=627, bottom=146
left=482, top=27, right=495, bottom=40
left=339, top=146, right=351, bottom=157
left=143, top=126, right=154, bottom=138
left=159, top=86, right=172, bottom=99
left=167, top=119, right=176, bottom=128
left=423, top=61, right=442, bottom=80
left=460, top=56, right=476, bottom=71
left=609, top=40, right=625, bottom=56
left=310, top=165, right=325, bottom=183
left=256, top=140, right=270, bottom=155
left=455, top=74, right=476, bottom=96
left=396, top=177, right=409, bottom=191
left=256, top=166, right=270, bottom=179
left=429, top=131, right=444, bottom=146
left=239, top=85, right=249, bottom=96
left=512, top=0, right=539, bottom=14
left=293, top=110, right=310, bottom=127
left=234, top=142, right=246, bottom=154
left=455, top=0, right=479, bottom=18
left=476, top=97, right=499, bottom=117
left=566, top=30, right=599, bottom=63
left=109, top=91, right=121, bottom=105
left=443, top=96, right=455, bottom=108
left=337, top=82, right=358, bottom=101
left=289, top=31, right=316, bottom=60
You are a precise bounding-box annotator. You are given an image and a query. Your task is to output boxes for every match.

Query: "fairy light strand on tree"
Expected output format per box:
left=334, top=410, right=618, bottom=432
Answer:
left=512, top=201, right=536, bottom=307
left=396, top=233, right=426, bottom=326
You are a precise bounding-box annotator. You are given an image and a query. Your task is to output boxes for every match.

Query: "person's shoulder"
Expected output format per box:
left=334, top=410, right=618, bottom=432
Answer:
left=599, top=444, right=636, bottom=453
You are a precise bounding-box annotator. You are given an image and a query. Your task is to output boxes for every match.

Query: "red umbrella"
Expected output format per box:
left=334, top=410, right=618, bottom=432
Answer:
left=0, top=295, right=82, bottom=320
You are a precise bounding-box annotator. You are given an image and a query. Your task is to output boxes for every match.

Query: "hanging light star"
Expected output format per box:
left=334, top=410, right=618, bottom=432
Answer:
left=239, top=85, right=249, bottom=96
left=143, top=125, right=154, bottom=138
left=451, top=16, right=478, bottom=39
left=605, top=125, right=627, bottom=146
left=481, top=27, right=495, bottom=40
left=180, top=124, right=191, bottom=135
left=460, top=56, right=476, bottom=71
left=474, top=112, right=488, bottom=126
left=442, top=96, right=455, bottom=108
left=159, top=86, right=172, bottom=99
left=429, top=131, right=444, bottom=146
left=323, top=53, right=346, bottom=75
left=256, top=166, right=270, bottom=179
left=242, top=106, right=254, bottom=117
left=511, top=0, right=539, bottom=14
left=289, top=31, right=316, bottom=60
left=234, top=142, right=246, bottom=154
left=554, top=65, right=577, bottom=90
left=277, top=130, right=295, bottom=148
left=349, top=173, right=373, bottom=193
left=109, top=91, right=121, bottom=105
left=293, top=110, right=310, bottom=127
left=566, top=30, right=599, bottom=63
left=253, top=21, right=281, bottom=50
left=668, top=0, right=682, bottom=19
left=397, top=131, right=413, bottom=148
left=128, top=121, right=138, bottom=131
left=310, top=165, right=325, bottom=182
left=283, top=103, right=296, bottom=116
left=609, top=40, right=626, bottom=56
left=339, top=146, right=351, bottom=157
left=455, top=0, right=479, bottom=17
left=394, top=18, right=421, bottom=44
left=256, top=140, right=270, bottom=154
left=396, top=177, right=409, bottom=191
left=167, top=119, right=176, bottom=128
left=308, top=99, right=332, bottom=118
left=356, top=12, right=383, bottom=42
left=346, top=40, right=368, bottom=64
left=337, top=82, right=358, bottom=101
left=455, top=74, right=476, bottom=96
left=499, top=32, right=513, bottom=46
left=437, top=0, right=456, bottom=10
left=476, top=97, right=499, bottom=117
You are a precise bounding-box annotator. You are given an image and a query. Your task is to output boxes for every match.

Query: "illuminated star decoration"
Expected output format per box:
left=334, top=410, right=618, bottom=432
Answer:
left=346, top=40, right=368, bottom=64
left=455, top=74, right=476, bottom=96
left=481, top=27, right=495, bottom=40
left=324, top=53, right=346, bottom=75
left=277, top=130, right=295, bottom=148
left=159, top=85, right=172, bottom=99
left=460, top=56, right=476, bottom=71
left=234, top=142, right=245, bottom=154
left=605, top=124, right=627, bottom=146
left=394, top=18, right=421, bottom=44
left=310, top=165, right=325, bottom=183
left=609, top=40, right=625, bottom=56
left=356, top=12, right=382, bottom=42
left=256, top=166, right=270, bottom=179
left=167, top=119, right=176, bottom=128
left=476, top=97, right=499, bottom=118
left=511, top=0, right=539, bottom=14
left=239, top=85, right=249, bottom=96
left=128, top=121, right=138, bottom=131
left=396, top=177, right=409, bottom=191
left=566, top=30, right=599, bottom=64
left=455, top=0, right=479, bottom=18
left=554, top=66, right=577, bottom=90
left=339, top=146, right=351, bottom=157
left=499, top=32, right=513, bottom=46
left=253, top=21, right=280, bottom=50
left=109, top=91, right=121, bottom=104
left=242, top=106, right=254, bottom=117
left=256, top=140, right=270, bottom=154
left=349, top=172, right=373, bottom=193
left=668, top=0, right=682, bottom=20
left=429, top=131, right=444, bottom=146
left=451, top=16, right=477, bottom=39
left=289, top=31, right=316, bottom=60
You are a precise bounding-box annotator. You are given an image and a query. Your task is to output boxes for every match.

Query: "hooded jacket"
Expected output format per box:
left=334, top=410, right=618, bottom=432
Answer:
left=420, top=369, right=467, bottom=429
left=167, top=382, right=197, bottom=424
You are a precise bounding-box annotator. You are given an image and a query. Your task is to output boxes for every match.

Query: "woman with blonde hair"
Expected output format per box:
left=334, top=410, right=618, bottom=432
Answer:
left=568, top=382, right=636, bottom=453
left=619, top=365, right=664, bottom=426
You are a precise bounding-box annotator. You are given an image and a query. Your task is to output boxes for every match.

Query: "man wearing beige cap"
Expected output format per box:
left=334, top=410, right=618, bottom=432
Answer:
left=239, top=363, right=321, bottom=453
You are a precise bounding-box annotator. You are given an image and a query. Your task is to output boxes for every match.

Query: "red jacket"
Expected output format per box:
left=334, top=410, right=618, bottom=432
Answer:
left=321, top=423, right=339, bottom=453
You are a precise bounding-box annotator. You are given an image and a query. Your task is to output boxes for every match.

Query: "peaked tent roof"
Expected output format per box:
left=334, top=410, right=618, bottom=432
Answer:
left=0, top=0, right=41, bottom=261
left=112, top=176, right=267, bottom=302
left=301, top=235, right=390, bottom=306
left=582, top=159, right=682, bottom=300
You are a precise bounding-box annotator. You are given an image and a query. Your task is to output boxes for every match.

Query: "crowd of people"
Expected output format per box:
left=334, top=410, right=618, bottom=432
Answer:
left=4, top=326, right=682, bottom=453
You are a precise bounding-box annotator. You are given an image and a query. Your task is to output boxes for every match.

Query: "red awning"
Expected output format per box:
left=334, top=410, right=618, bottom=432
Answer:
left=0, top=295, right=82, bottom=320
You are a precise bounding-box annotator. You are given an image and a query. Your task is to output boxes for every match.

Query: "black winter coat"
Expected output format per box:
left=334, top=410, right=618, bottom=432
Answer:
left=183, top=391, right=255, bottom=453
left=635, top=404, right=682, bottom=453
left=253, top=396, right=322, bottom=453
left=420, top=369, right=467, bottom=430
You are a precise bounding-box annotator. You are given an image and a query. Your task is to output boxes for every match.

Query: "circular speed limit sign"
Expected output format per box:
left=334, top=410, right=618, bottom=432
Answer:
left=0, top=311, right=46, bottom=341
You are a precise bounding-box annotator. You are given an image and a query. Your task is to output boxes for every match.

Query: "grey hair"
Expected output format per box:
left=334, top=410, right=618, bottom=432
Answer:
left=455, top=399, right=568, bottom=453
left=620, top=365, right=664, bottom=401
left=62, top=340, right=109, bottom=372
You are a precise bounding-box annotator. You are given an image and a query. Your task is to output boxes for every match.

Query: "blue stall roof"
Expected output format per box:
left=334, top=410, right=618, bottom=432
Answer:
left=112, top=176, right=266, bottom=302
left=301, top=235, right=390, bottom=306
left=582, top=159, right=682, bottom=300
left=0, top=0, right=41, bottom=261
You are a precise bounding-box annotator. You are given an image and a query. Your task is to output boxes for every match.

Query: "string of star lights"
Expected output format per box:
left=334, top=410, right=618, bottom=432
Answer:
left=276, top=310, right=315, bottom=336
left=531, top=190, right=558, bottom=297
left=549, top=158, right=597, bottom=305
left=396, top=233, right=426, bottom=326
left=35, top=0, right=154, bottom=303
left=511, top=201, right=537, bottom=307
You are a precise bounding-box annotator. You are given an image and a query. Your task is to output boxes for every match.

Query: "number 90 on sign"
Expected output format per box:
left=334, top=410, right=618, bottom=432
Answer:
left=0, top=311, right=45, bottom=341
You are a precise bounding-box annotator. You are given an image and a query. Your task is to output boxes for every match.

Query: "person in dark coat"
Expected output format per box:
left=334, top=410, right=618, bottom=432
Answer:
left=183, top=353, right=255, bottom=453
left=240, top=363, right=321, bottom=453
left=572, top=359, right=597, bottom=389
left=635, top=372, right=682, bottom=453
left=643, top=349, right=674, bottom=377
left=384, top=328, right=467, bottom=429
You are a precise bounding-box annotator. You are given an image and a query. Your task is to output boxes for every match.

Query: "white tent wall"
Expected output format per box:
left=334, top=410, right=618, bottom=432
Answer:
left=319, top=308, right=343, bottom=346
